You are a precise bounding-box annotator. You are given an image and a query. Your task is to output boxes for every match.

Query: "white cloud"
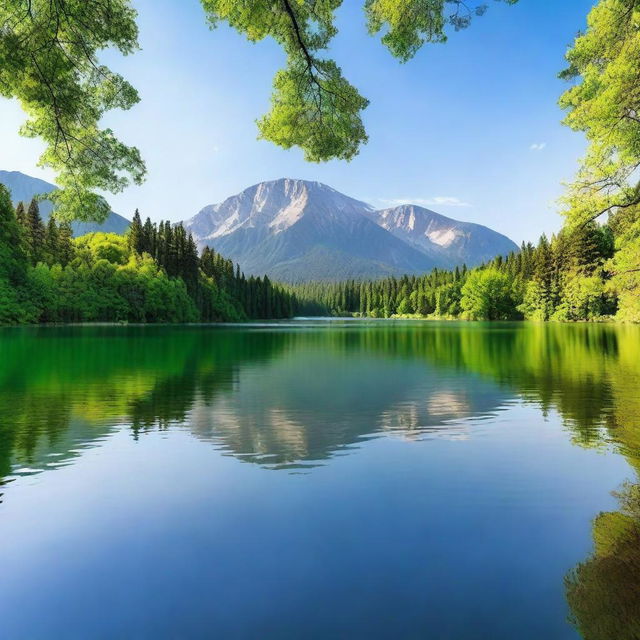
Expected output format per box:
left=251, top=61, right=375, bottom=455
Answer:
left=378, top=196, right=471, bottom=208
left=530, top=142, right=546, bottom=151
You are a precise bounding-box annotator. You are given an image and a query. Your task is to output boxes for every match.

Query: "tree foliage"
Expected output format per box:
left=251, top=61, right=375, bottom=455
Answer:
left=559, top=0, right=640, bottom=226
left=460, top=268, right=514, bottom=320
left=0, top=0, right=145, bottom=222
left=0, top=197, right=297, bottom=324
left=202, top=0, right=516, bottom=162
left=607, top=205, right=640, bottom=322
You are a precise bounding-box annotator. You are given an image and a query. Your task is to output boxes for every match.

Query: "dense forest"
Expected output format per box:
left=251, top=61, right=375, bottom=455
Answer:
left=0, top=187, right=296, bottom=324
left=1, top=0, right=638, bottom=326
left=294, top=213, right=640, bottom=323
left=2, top=181, right=638, bottom=325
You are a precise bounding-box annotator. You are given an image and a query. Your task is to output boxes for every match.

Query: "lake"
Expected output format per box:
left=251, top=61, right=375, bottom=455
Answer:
left=0, top=320, right=638, bottom=639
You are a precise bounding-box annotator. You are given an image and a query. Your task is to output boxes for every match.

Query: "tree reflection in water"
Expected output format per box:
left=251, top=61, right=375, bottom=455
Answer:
left=0, top=321, right=639, bottom=638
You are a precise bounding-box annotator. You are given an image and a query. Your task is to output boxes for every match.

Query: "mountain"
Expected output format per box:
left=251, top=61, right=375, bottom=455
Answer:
left=0, top=170, right=130, bottom=236
left=185, top=179, right=439, bottom=281
left=363, top=204, right=518, bottom=267
left=183, top=179, right=518, bottom=282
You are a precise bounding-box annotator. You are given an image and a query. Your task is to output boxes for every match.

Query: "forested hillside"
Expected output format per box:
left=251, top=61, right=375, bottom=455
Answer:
left=0, top=187, right=295, bottom=324
left=294, top=214, right=639, bottom=323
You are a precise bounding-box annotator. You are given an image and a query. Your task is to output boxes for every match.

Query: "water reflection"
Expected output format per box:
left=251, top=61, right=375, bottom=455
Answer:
left=1, top=322, right=638, bottom=478
left=1, top=321, right=640, bottom=638
left=0, top=323, right=513, bottom=477
left=565, top=479, right=640, bottom=640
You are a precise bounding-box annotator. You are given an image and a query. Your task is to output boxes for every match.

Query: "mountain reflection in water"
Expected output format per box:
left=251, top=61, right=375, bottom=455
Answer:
left=0, top=320, right=639, bottom=639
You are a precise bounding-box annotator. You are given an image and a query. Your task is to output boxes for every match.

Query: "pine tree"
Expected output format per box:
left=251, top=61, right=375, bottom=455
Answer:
left=129, top=209, right=143, bottom=253
left=0, top=186, right=27, bottom=285
left=26, top=199, right=46, bottom=264
left=142, top=217, right=155, bottom=256
left=15, top=201, right=26, bottom=228
left=57, top=222, right=74, bottom=266
left=45, top=217, right=59, bottom=265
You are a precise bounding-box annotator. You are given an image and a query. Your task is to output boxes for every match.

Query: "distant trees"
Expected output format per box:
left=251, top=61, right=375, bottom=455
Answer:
left=0, top=197, right=297, bottom=325
left=293, top=216, right=632, bottom=323
left=294, top=268, right=469, bottom=319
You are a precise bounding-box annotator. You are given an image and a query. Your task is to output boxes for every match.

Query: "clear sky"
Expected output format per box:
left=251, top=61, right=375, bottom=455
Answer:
left=0, top=0, right=595, bottom=244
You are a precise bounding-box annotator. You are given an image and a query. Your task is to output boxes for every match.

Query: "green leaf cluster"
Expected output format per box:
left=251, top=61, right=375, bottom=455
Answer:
left=201, top=0, right=516, bottom=162
left=560, top=0, right=640, bottom=225
left=0, top=0, right=145, bottom=221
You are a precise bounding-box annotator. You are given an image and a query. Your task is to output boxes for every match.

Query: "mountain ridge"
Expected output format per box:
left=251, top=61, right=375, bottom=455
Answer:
left=1, top=172, right=519, bottom=282
left=0, top=170, right=130, bottom=236
left=184, top=178, right=518, bottom=282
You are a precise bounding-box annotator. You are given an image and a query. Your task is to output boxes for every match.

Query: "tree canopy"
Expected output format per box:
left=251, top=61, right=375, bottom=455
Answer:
left=2, top=0, right=516, bottom=221
left=560, top=0, right=640, bottom=226
left=0, top=0, right=145, bottom=222
left=202, top=0, right=517, bottom=162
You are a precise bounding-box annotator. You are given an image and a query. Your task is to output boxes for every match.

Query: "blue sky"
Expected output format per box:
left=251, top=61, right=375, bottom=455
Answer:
left=0, top=0, right=595, bottom=243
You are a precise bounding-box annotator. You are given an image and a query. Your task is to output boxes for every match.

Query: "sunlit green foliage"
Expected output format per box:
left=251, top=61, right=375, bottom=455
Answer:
left=0, top=197, right=297, bottom=324
left=200, top=0, right=516, bottom=162
left=0, top=0, right=145, bottom=222
left=460, top=268, right=514, bottom=320
left=559, top=0, right=640, bottom=226
left=365, top=0, right=518, bottom=61
left=607, top=205, right=640, bottom=322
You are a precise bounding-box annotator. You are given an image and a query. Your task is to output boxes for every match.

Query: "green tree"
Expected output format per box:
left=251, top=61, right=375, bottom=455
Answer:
left=128, top=209, right=144, bottom=254
left=559, top=0, right=640, bottom=226
left=57, top=222, right=75, bottom=267
left=14, top=201, right=26, bottom=227
left=0, top=1, right=145, bottom=222
left=45, top=217, right=59, bottom=265
left=0, top=185, right=30, bottom=323
left=0, top=186, right=27, bottom=284
left=25, top=199, right=46, bottom=264
left=460, top=268, right=515, bottom=320
left=553, top=273, right=610, bottom=322
left=607, top=205, right=640, bottom=322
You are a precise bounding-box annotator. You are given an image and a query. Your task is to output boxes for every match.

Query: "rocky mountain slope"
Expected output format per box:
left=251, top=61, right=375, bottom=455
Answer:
left=364, top=203, right=517, bottom=267
left=184, top=179, right=518, bottom=281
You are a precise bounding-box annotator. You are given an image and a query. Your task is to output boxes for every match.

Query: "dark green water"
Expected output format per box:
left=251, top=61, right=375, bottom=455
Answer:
left=0, top=320, right=639, bottom=639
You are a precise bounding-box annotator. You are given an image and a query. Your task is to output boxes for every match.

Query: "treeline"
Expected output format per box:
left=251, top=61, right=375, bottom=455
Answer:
left=127, top=210, right=296, bottom=320
left=294, top=212, right=639, bottom=323
left=0, top=186, right=296, bottom=324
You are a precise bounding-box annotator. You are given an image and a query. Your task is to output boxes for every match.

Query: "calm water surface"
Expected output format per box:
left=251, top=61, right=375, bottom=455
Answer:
left=0, top=320, right=639, bottom=639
